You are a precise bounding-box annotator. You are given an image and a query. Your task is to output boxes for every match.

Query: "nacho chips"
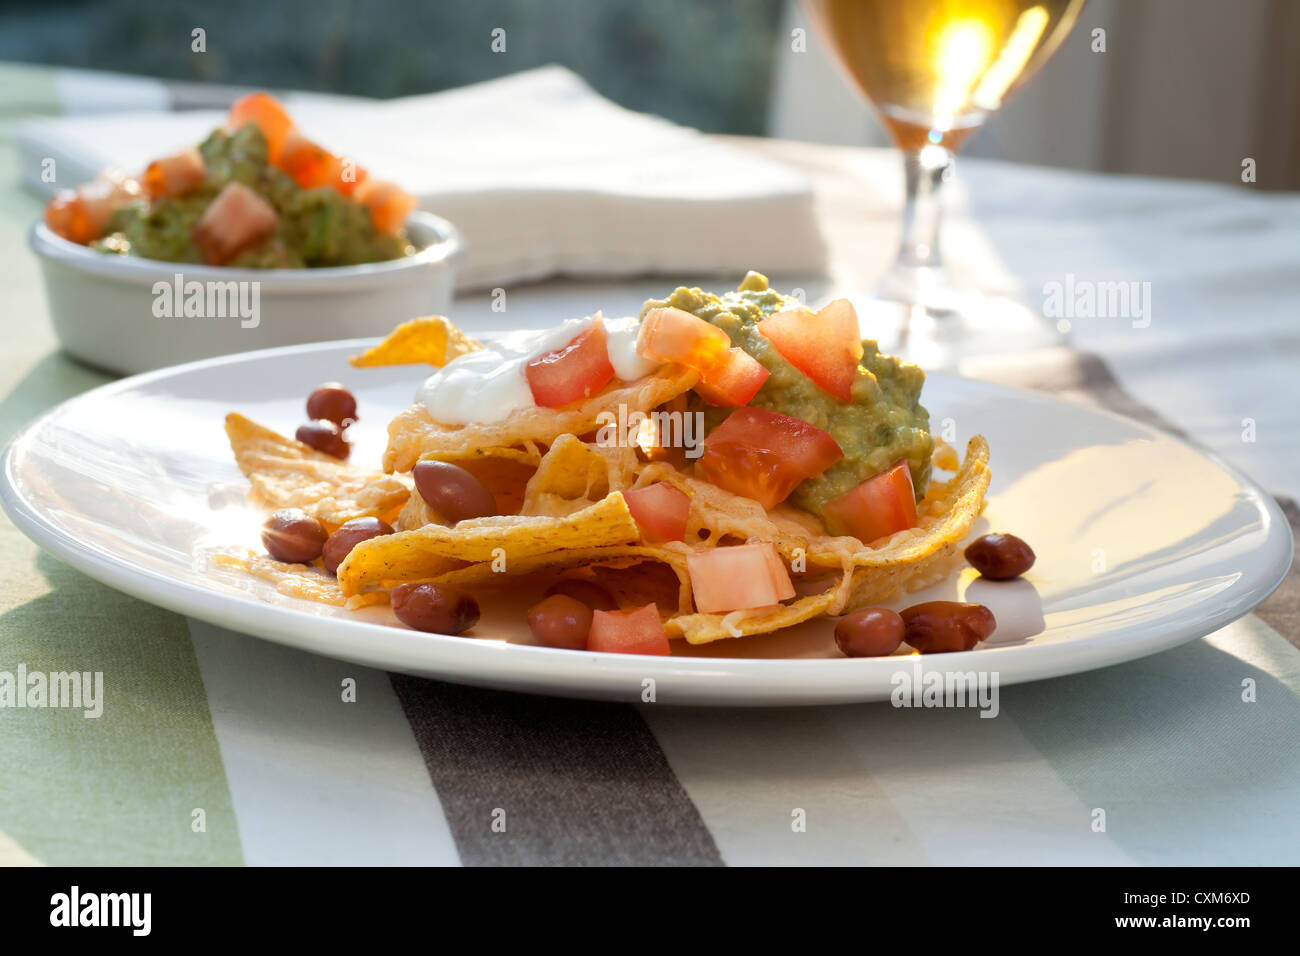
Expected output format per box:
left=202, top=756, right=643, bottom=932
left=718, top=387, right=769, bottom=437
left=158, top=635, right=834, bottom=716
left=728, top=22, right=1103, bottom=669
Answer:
left=213, top=552, right=388, bottom=610
left=336, top=491, right=640, bottom=595
left=221, top=303, right=997, bottom=655
left=348, top=316, right=481, bottom=368
left=224, top=413, right=409, bottom=528
left=521, top=433, right=640, bottom=517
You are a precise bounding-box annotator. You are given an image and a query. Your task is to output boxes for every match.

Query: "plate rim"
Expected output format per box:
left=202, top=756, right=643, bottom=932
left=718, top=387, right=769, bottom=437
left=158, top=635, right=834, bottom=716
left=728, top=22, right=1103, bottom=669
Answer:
left=2, top=338, right=1293, bottom=706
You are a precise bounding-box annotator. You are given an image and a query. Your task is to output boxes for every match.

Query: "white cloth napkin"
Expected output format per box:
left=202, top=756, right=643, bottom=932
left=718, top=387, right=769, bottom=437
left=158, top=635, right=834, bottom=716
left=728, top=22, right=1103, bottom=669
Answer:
left=15, top=66, right=828, bottom=290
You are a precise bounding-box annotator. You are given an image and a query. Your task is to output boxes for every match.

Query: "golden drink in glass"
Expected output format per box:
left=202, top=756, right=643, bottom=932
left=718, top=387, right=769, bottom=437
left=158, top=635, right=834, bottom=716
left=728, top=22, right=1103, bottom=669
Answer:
left=804, top=0, right=1087, bottom=358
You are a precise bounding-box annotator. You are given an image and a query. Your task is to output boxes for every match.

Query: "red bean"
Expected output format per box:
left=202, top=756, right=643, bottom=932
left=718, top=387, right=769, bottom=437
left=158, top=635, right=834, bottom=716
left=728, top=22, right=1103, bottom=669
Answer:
left=965, top=533, right=1035, bottom=580
left=390, top=582, right=479, bottom=635
left=412, top=460, right=496, bottom=523
left=262, top=508, right=327, bottom=564
left=900, top=601, right=996, bottom=653
left=544, top=578, right=618, bottom=611
left=307, top=382, right=357, bottom=426
left=834, top=607, right=905, bottom=657
left=323, top=516, right=394, bottom=576
left=296, top=419, right=349, bottom=459
left=526, top=594, right=593, bottom=650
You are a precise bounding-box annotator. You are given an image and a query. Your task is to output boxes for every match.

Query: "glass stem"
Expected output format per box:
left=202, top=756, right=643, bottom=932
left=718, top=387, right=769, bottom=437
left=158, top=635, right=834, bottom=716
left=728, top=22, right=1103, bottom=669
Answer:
left=895, top=146, right=953, bottom=272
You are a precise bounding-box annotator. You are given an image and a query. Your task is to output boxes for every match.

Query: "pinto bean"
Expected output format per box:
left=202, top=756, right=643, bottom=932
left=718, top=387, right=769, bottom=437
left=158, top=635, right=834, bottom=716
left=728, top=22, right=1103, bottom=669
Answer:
left=262, top=508, right=327, bottom=563
left=390, top=582, right=479, bottom=635
left=965, top=533, right=1035, bottom=580
left=834, top=607, right=905, bottom=657
left=412, top=460, right=496, bottom=524
left=900, top=601, right=996, bottom=653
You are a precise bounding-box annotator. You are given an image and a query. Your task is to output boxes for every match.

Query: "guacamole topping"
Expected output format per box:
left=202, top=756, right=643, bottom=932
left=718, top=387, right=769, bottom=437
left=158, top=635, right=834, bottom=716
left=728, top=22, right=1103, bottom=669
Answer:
left=91, top=125, right=414, bottom=268
left=640, top=272, right=934, bottom=512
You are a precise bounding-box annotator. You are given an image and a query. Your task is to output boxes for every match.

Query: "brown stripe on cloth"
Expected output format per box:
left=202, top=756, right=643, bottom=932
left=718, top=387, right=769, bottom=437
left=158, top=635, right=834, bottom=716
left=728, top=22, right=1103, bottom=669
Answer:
left=965, top=347, right=1299, bottom=647
left=389, top=676, right=723, bottom=866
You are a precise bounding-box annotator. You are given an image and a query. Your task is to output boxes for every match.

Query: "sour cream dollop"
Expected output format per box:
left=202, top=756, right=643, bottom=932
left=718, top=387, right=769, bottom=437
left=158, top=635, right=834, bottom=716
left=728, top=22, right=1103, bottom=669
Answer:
left=415, top=313, right=660, bottom=425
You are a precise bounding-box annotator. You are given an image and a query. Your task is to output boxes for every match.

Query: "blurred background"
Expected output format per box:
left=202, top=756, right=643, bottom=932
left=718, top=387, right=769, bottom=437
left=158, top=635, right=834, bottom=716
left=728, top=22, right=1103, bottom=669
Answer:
left=2, top=0, right=1297, bottom=188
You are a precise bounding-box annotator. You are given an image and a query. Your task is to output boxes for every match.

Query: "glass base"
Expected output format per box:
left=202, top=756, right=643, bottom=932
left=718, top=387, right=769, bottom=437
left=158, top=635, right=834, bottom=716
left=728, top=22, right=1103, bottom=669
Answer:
left=852, top=286, right=1067, bottom=372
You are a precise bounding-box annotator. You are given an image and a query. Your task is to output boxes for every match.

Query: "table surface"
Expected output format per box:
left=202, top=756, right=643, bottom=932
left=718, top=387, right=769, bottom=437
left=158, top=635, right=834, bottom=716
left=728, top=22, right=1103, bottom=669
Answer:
left=1, top=66, right=1297, bottom=866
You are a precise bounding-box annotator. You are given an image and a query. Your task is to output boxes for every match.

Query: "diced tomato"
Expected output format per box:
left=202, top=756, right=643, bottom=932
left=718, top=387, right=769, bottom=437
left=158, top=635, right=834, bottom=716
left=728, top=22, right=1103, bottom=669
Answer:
left=686, top=542, right=795, bottom=614
left=623, top=483, right=691, bottom=542
left=525, top=322, right=616, bottom=408
left=637, top=308, right=775, bottom=407
left=693, top=347, right=770, bottom=407
left=227, top=92, right=294, bottom=162
left=44, top=175, right=139, bottom=245
left=142, top=146, right=206, bottom=200
left=336, top=162, right=369, bottom=197
left=191, top=182, right=279, bottom=265
left=636, top=307, right=731, bottom=373
left=822, top=461, right=918, bottom=544
left=697, top=407, right=843, bottom=510
left=355, top=179, right=418, bottom=235
left=588, top=604, right=671, bottom=656
left=277, top=129, right=344, bottom=190
left=758, top=299, right=864, bottom=402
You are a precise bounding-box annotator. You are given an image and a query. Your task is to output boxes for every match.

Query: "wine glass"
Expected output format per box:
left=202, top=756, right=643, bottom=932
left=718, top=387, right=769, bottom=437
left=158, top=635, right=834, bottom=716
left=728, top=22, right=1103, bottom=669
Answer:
left=803, top=0, right=1087, bottom=366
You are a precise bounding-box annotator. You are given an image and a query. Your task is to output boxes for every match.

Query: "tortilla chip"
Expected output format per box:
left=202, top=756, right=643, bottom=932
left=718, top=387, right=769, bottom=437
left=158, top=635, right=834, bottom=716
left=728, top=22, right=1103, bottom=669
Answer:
left=337, top=492, right=640, bottom=595
left=665, top=579, right=849, bottom=644
left=521, top=434, right=639, bottom=517
left=224, top=413, right=410, bottom=528
left=383, top=365, right=698, bottom=473
left=426, top=544, right=692, bottom=611
left=348, top=316, right=481, bottom=368
left=213, top=552, right=388, bottom=610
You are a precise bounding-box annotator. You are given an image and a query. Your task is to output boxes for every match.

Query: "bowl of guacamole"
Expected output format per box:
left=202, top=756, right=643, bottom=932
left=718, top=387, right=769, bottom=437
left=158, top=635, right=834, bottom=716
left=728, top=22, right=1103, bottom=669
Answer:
left=30, top=92, right=462, bottom=375
left=88, top=124, right=417, bottom=270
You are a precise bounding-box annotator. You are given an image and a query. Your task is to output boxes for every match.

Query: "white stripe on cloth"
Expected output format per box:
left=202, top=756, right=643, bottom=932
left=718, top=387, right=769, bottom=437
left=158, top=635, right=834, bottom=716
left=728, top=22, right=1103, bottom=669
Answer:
left=187, top=619, right=460, bottom=866
left=648, top=704, right=1132, bottom=866
left=643, top=707, right=930, bottom=866
left=826, top=705, right=1134, bottom=866
left=0, top=827, right=44, bottom=866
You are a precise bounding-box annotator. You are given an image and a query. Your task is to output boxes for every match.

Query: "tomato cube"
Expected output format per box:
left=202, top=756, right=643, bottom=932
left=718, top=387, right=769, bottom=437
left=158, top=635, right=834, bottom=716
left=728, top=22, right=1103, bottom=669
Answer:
left=588, top=604, right=671, bottom=656
left=822, top=462, right=918, bottom=544
left=693, top=347, right=770, bottom=407
left=623, top=483, right=691, bottom=542
left=525, top=323, right=616, bottom=408
left=227, top=92, right=294, bottom=163
left=355, top=179, right=418, bottom=235
left=636, top=307, right=731, bottom=372
left=758, top=299, right=864, bottom=402
left=686, top=542, right=795, bottom=614
left=192, top=182, right=279, bottom=265
left=697, top=407, right=843, bottom=510
left=143, top=146, right=206, bottom=200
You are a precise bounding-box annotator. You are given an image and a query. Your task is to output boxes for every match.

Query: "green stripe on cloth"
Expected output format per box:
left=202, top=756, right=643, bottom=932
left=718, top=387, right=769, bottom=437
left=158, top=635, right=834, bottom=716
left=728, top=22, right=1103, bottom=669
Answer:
left=0, top=545, right=244, bottom=865
left=0, top=66, right=242, bottom=865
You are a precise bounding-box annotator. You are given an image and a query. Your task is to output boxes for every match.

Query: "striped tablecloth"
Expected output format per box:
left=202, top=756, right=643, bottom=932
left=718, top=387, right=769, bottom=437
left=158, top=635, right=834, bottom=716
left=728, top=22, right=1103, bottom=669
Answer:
left=2, top=65, right=1297, bottom=866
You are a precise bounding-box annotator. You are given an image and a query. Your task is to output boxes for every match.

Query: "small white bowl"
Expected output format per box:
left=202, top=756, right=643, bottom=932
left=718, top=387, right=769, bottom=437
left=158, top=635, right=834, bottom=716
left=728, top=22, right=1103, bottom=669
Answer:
left=29, top=210, right=462, bottom=375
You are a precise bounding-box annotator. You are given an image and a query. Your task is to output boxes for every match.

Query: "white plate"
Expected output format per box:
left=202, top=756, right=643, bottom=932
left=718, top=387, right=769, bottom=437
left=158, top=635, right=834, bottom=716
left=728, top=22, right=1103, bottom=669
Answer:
left=1, top=340, right=1291, bottom=705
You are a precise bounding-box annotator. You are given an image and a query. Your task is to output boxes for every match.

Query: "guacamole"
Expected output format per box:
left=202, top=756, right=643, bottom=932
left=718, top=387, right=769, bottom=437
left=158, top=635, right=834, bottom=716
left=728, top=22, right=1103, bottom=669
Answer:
left=641, top=272, right=934, bottom=512
left=91, top=125, right=414, bottom=268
